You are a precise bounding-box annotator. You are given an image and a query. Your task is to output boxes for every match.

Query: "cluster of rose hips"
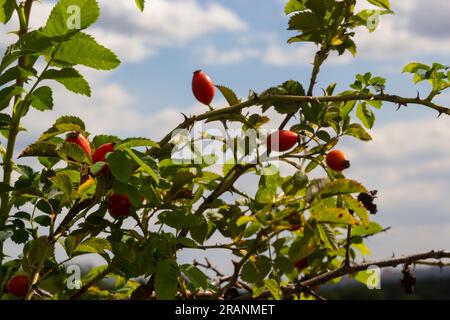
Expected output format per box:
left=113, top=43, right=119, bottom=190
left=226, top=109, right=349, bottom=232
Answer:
left=65, top=133, right=130, bottom=218
left=192, top=70, right=351, bottom=172
left=193, top=70, right=356, bottom=272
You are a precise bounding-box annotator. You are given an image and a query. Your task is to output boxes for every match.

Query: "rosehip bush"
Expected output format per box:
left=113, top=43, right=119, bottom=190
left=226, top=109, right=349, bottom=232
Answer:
left=0, top=0, right=450, bottom=300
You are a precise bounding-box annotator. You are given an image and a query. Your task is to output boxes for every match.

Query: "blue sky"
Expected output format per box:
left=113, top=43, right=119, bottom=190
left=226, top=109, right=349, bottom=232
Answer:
left=1, top=0, right=450, bottom=267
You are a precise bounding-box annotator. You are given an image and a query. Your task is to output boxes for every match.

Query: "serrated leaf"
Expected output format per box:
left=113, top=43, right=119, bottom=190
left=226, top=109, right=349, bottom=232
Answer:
left=155, top=259, right=179, bottom=300
left=57, top=142, right=88, bottom=163
left=180, top=264, right=208, bottom=291
left=0, top=66, right=36, bottom=87
left=124, top=149, right=159, bottom=183
left=106, top=150, right=132, bottom=182
left=0, top=86, right=26, bottom=111
left=345, top=196, right=369, bottom=228
left=352, top=221, right=384, bottom=237
left=236, top=215, right=255, bottom=227
left=402, top=62, right=430, bottom=74
left=356, top=102, right=375, bottom=129
left=19, top=141, right=58, bottom=158
left=216, top=85, right=240, bottom=106
left=51, top=172, right=72, bottom=196
left=285, top=0, right=305, bottom=15
left=29, top=86, right=53, bottom=111
left=0, top=31, right=54, bottom=73
left=288, top=12, right=322, bottom=31
left=317, top=179, right=368, bottom=200
left=115, top=138, right=159, bottom=150
left=39, top=115, right=85, bottom=141
left=158, top=210, right=202, bottom=230
left=42, top=68, right=91, bottom=96
left=42, top=0, right=100, bottom=37
left=315, top=208, right=356, bottom=225
left=54, top=32, right=120, bottom=70
left=73, top=238, right=111, bottom=256
left=344, top=123, right=372, bottom=141
left=0, top=0, right=15, bottom=24
left=264, top=279, right=281, bottom=300
left=241, top=256, right=271, bottom=283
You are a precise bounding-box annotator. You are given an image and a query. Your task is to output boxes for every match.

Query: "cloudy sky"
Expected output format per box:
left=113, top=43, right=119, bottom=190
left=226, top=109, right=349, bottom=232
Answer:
left=1, top=0, right=450, bottom=268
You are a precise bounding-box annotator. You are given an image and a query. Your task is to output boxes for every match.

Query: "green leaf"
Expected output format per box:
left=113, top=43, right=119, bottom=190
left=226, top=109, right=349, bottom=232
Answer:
left=264, top=279, right=281, bottom=300
left=51, top=172, right=72, bottom=196
left=344, top=123, right=372, bottom=141
left=0, top=31, right=54, bottom=73
left=366, top=0, right=391, bottom=10
left=0, top=229, right=13, bottom=242
left=340, top=100, right=356, bottom=118
left=352, top=221, right=384, bottom=237
left=19, top=141, right=58, bottom=158
left=402, top=62, right=430, bottom=74
left=0, top=86, right=26, bottom=111
left=42, top=0, right=100, bottom=37
left=11, top=229, right=29, bottom=244
left=315, top=208, right=356, bottom=225
left=158, top=210, right=202, bottom=230
left=0, top=66, right=36, bottom=87
left=180, top=264, right=208, bottom=291
left=115, top=138, right=159, bottom=150
left=345, top=196, right=369, bottom=228
left=356, top=102, right=375, bottom=129
left=39, top=115, right=86, bottom=141
left=155, top=259, right=179, bottom=300
left=73, top=238, right=111, bottom=256
left=317, top=179, right=368, bottom=200
left=54, top=32, right=120, bottom=70
left=216, top=85, right=241, bottom=106
left=288, top=12, right=322, bottom=31
left=124, top=149, right=159, bottom=183
left=57, top=142, right=88, bottom=163
left=367, top=99, right=382, bottom=109
left=0, top=0, right=15, bottom=24
left=34, top=215, right=51, bottom=227
left=42, top=68, right=91, bottom=96
left=135, top=0, right=145, bottom=11
left=28, top=86, right=54, bottom=111
left=106, top=150, right=132, bottom=182
left=305, top=0, right=325, bottom=18
left=285, top=0, right=306, bottom=15
left=241, top=255, right=271, bottom=283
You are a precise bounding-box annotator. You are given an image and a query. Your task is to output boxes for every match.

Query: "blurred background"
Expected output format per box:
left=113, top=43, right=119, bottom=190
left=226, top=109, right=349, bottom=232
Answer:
left=1, top=0, right=450, bottom=298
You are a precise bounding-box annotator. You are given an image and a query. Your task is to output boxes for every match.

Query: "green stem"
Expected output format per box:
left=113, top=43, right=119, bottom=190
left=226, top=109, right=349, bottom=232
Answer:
left=0, top=0, right=34, bottom=265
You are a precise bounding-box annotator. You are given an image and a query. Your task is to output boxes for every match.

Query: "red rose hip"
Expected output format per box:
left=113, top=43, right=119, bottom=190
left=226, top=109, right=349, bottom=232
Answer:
left=326, top=149, right=350, bottom=172
left=6, top=275, right=30, bottom=298
left=192, top=70, right=215, bottom=105
left=107, top=193, right=131, bottom=218
left=267, top=130, right=299, bottom=152
left=92, top=142, right=115, bottom=175
left=294, top=257, right=308, bottom=270
left=65, top=131, right=91, bottom=156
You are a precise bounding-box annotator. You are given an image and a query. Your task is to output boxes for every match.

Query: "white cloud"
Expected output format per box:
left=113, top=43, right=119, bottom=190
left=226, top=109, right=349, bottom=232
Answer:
left=94, top=0, right=247, bottom=63
left=201, top=0, right=450, bottom=67
left=342, top=116, right=450, bottom=219
left=200, top=45, right=260, bottom=65
left=1, top=0, right=247, bottom=63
